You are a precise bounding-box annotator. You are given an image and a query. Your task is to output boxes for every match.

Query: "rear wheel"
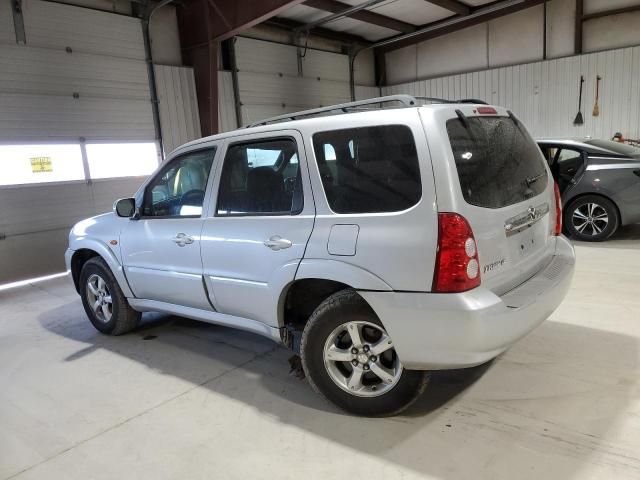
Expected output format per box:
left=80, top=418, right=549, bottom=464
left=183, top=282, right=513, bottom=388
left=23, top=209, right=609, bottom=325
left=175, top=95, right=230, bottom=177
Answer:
left=79, top=257, right=140, bottom=335
left=300, top=289, right=428, bottom=416
left=565, top=195, right=619, bottom=242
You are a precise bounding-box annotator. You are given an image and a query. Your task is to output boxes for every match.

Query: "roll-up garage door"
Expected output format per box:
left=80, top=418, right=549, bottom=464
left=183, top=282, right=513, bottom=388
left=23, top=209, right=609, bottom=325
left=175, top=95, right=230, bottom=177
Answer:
left=234, top=37, right=379, bottom=126
left=0, top=0, right=158, bottom=284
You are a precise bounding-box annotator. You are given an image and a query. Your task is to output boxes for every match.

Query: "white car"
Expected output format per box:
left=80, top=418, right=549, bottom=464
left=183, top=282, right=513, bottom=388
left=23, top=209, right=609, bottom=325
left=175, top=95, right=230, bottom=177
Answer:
left=66, top=95, right=575, bottom=416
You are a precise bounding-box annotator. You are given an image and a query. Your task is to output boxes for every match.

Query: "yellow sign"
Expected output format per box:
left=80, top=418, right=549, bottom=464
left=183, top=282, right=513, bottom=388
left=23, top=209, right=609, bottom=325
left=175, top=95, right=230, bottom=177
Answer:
left=30, top=156, right=53, bottom=173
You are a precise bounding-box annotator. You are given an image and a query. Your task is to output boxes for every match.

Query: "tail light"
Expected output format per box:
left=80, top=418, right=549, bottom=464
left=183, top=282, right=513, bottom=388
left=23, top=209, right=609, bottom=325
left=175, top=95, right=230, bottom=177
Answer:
left=432, top=213, right=481, bottom=293
left=553, top=182, right=563, bottom=236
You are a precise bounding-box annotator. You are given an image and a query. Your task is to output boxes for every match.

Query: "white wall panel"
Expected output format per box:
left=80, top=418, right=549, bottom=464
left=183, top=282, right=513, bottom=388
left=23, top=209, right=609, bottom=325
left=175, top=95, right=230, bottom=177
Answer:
left=218, top=71, right=238, bottom=133
left=354, top=85, right=381, bottom=101
left=383, top=45, right=640, bottom=140
left=155, top=65, right=201, bottom=154
left=488, top=6, right=543, bottom=67
left=583, top=11, right=640, bottom=53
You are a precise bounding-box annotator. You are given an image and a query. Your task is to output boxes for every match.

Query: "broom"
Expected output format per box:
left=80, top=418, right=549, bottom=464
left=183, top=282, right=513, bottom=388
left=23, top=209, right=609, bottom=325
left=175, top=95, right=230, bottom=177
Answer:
left=573, top=75, right=584, bottom=125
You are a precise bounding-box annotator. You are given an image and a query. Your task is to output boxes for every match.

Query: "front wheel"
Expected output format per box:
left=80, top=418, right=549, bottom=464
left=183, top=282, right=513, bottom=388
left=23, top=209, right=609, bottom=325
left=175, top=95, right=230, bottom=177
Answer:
left=300, top=290, right=428, bottom=416
left=79, top=257, right=140, bottom=335
left=565, top=195, right=619, bottom=241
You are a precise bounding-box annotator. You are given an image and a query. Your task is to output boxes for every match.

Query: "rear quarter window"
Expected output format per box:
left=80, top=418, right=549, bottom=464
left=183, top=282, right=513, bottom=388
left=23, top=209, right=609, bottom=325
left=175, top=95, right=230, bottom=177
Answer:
left=312, top=125, right=421, bottom=214
left=447, top=116, right=548, bottom=209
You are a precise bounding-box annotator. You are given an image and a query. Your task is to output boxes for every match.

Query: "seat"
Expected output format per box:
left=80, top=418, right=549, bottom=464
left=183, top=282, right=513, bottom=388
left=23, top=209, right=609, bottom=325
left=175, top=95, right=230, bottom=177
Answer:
left=246, top=167, right=288, bottom=213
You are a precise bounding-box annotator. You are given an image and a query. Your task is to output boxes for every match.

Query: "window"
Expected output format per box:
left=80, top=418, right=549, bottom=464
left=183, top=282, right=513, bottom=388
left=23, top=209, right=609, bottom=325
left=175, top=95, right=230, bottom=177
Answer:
left=584, top=139, right=640, bottom=158
left=0, top=144, right=84, bottom=186
left=447, top=116, right=548, bottom=209
left=216, top=138, right=302, bottom=216
left=312, top=125, right=421, bottom=214
left=86, top=142, right=159, bottom=179
left=142, top=148, right=215, bottom=217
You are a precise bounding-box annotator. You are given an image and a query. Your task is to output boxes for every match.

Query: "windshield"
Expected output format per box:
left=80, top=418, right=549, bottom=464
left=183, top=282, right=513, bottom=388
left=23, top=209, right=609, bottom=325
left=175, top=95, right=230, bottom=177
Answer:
left=585, top=139, right=640, bottom=158
left=447, top=116, right=548, bottom=209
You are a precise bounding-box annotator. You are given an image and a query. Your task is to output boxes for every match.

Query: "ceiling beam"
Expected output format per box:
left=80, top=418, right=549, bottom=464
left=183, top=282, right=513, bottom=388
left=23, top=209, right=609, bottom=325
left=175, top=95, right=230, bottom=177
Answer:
left=304, top=0, right=417, bottom=33
left=265, top=16, right=372, bottom=44
left=424, top=0, right=470, bottom=15
left=377, top=0, right=546, bottom=52
left=581, top=4, right=640, bottom=21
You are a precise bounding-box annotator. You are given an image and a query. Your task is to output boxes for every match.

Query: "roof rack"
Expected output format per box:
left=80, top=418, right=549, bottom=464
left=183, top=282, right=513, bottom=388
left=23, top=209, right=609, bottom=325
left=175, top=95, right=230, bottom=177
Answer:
left=246, top=94, right=489, bottom=128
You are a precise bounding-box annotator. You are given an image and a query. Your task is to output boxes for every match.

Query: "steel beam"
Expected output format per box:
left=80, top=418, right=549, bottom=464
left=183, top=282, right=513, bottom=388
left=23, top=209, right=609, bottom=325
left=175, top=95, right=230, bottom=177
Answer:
left=424, top=0, right=470, bottom=15
left=581, top=4, right=640, bottom=21
left=265, top=17, right=371, bottom=44
left=304, top=0, right=417, bottom=33
left=376, top=0, right=546, bottom=52
left=575, top=0, right=583, bottom=54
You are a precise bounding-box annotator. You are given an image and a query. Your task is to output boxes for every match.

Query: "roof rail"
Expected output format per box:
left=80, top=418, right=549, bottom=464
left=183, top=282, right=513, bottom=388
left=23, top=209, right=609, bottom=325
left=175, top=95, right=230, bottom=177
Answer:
left=245, top=94, right=489, bottom=128
left=246, top=95, right=418, bottom=128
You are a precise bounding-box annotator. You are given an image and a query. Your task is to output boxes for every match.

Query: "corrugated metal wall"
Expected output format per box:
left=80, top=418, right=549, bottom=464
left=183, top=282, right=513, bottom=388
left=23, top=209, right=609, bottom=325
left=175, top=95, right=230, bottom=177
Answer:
left=234, top=37, right=378, bottom=125
left=0, top=0, right=155, bottom=284
left=383, top=45, right=640, bottom=140
left=154, top=65, right=201, bottom=154
left=218, top=71, right=238, bottom=133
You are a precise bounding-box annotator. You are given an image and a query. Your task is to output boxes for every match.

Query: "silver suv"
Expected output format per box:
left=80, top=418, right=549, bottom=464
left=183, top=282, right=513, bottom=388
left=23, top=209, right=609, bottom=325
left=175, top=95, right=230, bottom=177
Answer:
left=65, top=95, right=575, bottom=416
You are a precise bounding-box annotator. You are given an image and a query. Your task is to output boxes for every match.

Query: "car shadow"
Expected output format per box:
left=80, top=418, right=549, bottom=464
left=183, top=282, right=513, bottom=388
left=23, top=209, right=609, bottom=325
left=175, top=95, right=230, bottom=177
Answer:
left=37, top=300, right=640, bottom=479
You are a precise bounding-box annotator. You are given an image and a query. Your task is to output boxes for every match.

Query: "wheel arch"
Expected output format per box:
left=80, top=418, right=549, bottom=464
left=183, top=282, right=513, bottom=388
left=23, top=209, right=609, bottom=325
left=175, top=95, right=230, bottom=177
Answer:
left=70, top=240, right=134, bottom=297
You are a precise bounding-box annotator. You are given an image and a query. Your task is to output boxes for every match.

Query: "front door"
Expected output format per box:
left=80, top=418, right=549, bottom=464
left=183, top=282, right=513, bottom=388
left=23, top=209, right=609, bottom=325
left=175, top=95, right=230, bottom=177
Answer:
left=120, top=147, right=217, bottom=310
left=200, top=131, right=315, bottom=327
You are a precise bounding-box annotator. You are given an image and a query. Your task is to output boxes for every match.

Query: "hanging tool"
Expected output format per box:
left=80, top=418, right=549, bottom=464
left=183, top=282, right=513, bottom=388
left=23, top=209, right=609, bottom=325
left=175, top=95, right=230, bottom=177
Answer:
left=592, top=75, right=602, bottom=117
left=573, top=75, right=585, bottom=125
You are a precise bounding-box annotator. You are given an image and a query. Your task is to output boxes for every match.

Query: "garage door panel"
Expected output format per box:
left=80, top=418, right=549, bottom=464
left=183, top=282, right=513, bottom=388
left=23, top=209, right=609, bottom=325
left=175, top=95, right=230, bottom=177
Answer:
left=21, top=0, right=145, bottom=60
left=0, top=94, right=154, bottom=141
left=0, top=0, right=14, bottom=44
left=0, top=45, right=149, bottom=100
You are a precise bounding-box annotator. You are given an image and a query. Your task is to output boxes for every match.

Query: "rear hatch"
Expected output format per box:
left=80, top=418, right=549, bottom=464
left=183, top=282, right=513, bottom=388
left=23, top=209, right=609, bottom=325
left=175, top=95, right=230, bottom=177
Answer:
left=424, top=106, right=557, bottom=295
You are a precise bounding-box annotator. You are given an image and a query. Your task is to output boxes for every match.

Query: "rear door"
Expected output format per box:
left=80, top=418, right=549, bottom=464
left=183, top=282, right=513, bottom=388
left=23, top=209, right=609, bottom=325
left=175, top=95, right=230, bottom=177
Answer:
left=199, top=130, right=315, bottom=327
left=423, top=106, right=557, bottom=295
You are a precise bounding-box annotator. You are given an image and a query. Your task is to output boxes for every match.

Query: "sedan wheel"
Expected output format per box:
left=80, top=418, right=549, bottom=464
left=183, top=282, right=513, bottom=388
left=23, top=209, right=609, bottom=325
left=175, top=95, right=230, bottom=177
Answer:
left=565, top=195, right=619, bottom=242
left=571, top=202, right=609, bottom=237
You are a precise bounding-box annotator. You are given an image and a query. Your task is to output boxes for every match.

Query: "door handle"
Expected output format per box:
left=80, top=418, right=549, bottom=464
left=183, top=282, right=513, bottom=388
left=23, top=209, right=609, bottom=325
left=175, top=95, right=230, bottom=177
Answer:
left=263, top=235, right=292, bottom=251
left=172, top=233, right=194, bottom=247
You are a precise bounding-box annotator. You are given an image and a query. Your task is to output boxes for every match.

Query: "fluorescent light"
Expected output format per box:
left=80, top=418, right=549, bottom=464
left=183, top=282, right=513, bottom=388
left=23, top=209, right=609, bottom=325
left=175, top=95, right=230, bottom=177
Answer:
left=0, top=271, right=70, bottom=291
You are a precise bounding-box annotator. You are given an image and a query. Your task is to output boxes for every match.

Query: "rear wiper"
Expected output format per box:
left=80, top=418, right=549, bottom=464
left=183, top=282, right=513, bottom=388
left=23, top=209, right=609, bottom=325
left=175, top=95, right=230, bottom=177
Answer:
left=526, top=172, right=546, bottom=186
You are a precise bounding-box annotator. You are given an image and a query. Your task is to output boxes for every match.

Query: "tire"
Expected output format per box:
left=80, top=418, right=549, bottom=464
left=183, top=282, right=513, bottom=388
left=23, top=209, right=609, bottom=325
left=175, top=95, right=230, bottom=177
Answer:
left=79, top=257, right=141, bottom=335
left=565, top=195, right=619, bottom=242
left=300, top=289, right=428, bottom=416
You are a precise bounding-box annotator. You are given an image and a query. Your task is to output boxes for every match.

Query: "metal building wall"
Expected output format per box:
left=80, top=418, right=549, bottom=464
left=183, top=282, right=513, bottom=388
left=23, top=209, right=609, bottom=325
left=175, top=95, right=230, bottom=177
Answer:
left=154, top=65, right=201, bottom=154
left=218, top=71, right=238, bottom=133
left=383, top=45, right=640, bottom=140
left=234, top=37, right=378, bottom=125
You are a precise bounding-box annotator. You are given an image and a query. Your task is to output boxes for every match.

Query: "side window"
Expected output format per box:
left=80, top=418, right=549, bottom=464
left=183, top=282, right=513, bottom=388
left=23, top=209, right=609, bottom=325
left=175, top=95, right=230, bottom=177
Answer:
left=312, top=125, right=421, bottom=214
left=216, top=138, right=302, bottom=216
left=142, top=148, right=215, bottom=217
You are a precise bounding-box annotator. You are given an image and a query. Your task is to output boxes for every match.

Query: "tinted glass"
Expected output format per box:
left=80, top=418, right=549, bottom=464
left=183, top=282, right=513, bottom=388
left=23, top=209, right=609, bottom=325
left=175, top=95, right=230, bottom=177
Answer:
left=143, top=149, right=215, bottom=217
left=585, top=139, right=640, bottom=158
left=312, top=125, right=421, bottom=214
left=216, top=138, right=302, bottom=216
left=447, top=116, right=548, bottom=209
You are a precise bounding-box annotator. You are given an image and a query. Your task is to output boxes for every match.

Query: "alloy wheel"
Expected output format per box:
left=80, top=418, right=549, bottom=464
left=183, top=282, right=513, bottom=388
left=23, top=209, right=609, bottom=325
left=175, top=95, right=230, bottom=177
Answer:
left=86, top=274, right=113, bottom=323
left=572, top=202, right=609, bottom=237
left=322, top=320, right=403, bottom=397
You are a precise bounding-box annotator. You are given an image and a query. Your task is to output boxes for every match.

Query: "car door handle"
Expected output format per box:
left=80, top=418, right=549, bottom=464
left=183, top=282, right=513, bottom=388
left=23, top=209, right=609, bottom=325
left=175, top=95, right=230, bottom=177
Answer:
left=172, top=233, right=194, bottom=247
left=263, top=235, right=292, bottom=251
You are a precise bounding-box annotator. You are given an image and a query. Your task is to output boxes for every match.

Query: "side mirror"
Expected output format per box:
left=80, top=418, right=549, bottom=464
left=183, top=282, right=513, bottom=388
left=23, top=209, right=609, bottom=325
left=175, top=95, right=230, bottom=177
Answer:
left=114, top=198, right=136, bottom=218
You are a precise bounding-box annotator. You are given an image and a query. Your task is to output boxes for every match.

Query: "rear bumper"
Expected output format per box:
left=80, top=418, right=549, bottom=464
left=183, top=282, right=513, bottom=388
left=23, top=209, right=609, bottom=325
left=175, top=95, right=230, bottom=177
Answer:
left=359, top=236, right=575, bottom=370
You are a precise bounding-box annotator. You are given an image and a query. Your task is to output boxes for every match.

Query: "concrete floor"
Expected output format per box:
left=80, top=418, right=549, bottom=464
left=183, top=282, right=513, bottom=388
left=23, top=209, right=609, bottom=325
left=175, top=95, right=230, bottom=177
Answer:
left=1, top=227, right=640, bottom=480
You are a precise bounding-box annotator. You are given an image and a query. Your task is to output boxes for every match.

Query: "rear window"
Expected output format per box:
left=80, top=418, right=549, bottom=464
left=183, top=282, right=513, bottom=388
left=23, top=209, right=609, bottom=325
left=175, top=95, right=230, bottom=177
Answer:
left=447, top=116, right=548, bottom=209
left=312, top=125, right=421, bottom=214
